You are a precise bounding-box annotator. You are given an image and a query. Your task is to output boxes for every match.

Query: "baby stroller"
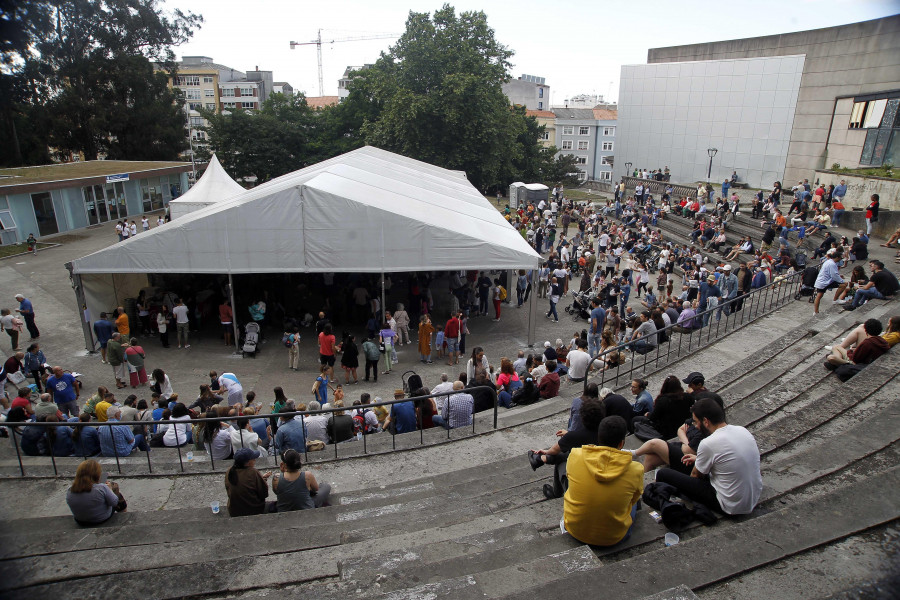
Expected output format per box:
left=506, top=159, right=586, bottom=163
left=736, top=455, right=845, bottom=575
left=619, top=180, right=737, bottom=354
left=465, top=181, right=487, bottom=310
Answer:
left=794, top=265, right=819, bottom=302
left=402, top=371, right=423, bottom=395
left=565, top=291, right=593, bottom=321
left=242, top=321, right=261, bottom=357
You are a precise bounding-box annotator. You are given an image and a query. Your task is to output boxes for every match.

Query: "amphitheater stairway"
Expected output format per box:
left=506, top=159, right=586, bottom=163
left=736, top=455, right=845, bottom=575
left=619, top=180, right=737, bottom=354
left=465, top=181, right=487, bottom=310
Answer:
left=0, top=300, right=897, bottom=599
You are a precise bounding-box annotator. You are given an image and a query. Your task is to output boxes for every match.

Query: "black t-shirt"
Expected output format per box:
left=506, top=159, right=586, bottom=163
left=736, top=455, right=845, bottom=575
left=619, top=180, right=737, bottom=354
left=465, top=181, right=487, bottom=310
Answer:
left=558, top=427, right=598, bottom=454
left=762, top=227, right=776, bottom=244
left=648, top=392, right=694, bottom=440
left=871, top=270, right=900, bottom=296
left=603, top=394, right=634, bottom=428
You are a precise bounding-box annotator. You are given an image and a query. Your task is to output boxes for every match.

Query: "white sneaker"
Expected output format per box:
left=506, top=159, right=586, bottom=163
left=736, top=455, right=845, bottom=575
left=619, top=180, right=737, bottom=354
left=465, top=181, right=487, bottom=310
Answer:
left=824, top=346, right=832, bottom=351
left=834, top=299, right=847, bottom=305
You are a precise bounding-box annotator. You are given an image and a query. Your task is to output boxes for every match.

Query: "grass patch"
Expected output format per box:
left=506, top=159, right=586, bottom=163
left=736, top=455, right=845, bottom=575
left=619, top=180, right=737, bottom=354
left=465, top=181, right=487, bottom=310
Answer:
left=828, top=165, right=898, bottom=180
left=0, top=242, right=51, bottom=259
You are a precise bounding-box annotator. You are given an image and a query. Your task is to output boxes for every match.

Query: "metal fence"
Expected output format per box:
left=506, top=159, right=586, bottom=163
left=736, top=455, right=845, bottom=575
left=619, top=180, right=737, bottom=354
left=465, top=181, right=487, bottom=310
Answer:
left=586, top=268, right=804, bottom=390
left=3, top=386, right=499, bottom=478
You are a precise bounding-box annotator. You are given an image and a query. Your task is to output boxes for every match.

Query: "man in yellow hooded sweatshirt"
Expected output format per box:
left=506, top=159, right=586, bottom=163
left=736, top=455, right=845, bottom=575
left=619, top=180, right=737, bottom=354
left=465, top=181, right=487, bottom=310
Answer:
left=563, top=415, right=644, bottom=546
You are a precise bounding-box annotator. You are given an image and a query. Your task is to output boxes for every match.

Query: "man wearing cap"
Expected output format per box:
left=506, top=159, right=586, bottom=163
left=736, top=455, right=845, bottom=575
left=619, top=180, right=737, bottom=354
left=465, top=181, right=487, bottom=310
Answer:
left=14, top=294, right=39, bottom=340
left=682, top=371, right=708, bottom=397
left=628, top=311, right=657, bottom=355
left=813, top=249, right=844, bottom=314
left=720, top=265, right=739, bottom=316
left=700, top=275, right=723, bottom=327
left=225, top=448, right=272, bottom=517
left=383, top=390, right=417, bottom=434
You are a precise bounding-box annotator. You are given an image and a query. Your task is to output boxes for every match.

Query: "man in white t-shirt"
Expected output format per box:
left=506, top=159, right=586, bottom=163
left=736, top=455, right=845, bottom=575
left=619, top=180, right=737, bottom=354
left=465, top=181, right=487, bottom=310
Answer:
left=655, top=396, right=762, bottom=515
left=565, top=339, right=593, bottom=382
left=172, top=298, right=190, bottom=349
left=430, top=373, right=456, bottom=415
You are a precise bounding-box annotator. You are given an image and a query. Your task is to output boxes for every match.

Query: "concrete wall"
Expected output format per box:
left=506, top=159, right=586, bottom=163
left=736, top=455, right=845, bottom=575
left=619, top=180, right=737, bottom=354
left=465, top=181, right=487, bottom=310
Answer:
left=647, top=16, right=900, bottom=186
left=615, top=55, right=804, bottom=189
left=815, top=169, right=900, bottom=211
left=502, top=79, right=549, bottom=111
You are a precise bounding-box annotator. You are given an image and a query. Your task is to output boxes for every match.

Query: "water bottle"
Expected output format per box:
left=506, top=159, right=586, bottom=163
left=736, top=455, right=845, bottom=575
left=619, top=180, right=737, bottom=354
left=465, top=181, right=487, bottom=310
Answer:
left=357, top=431, right=362, bottom=442
left=186, top=451, right=194, bottom=462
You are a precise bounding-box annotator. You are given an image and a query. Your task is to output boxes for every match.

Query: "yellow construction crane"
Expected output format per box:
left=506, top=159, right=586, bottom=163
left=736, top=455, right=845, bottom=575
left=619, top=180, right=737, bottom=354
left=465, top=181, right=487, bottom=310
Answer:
left=290, top=29, right=399, bottom=97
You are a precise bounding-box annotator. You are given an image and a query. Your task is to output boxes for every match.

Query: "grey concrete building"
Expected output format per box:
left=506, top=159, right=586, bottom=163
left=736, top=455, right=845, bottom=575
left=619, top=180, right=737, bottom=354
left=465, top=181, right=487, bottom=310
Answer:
left=614, top=16, right=900, bottom=191
left=502, top=74, right=550, bottom=111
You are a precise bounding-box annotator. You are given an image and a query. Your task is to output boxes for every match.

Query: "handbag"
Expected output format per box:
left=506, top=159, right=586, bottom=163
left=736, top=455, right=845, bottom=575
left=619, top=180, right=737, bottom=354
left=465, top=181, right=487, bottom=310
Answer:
left=306, top=439, right=325, bottom=452
left=632, top=417, right=664, bottom=442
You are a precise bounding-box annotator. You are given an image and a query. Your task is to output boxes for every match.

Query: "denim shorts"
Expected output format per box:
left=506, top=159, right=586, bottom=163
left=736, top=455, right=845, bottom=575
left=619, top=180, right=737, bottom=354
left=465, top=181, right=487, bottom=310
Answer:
left=445, top=338, right=459, bottom=353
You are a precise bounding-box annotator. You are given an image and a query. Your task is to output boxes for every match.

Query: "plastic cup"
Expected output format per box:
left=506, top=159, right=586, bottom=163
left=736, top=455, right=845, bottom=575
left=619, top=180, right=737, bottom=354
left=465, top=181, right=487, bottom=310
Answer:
left=664, top=532, right=679, bottom=546
left=186, top=451, right=194, bottom=462
left=210, top=500, right=220, bottom=514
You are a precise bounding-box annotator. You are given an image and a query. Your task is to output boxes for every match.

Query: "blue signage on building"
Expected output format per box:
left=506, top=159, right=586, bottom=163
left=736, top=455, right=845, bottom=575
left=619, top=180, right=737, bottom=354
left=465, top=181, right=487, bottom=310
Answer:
left=105, top=173, right=130, bottom=183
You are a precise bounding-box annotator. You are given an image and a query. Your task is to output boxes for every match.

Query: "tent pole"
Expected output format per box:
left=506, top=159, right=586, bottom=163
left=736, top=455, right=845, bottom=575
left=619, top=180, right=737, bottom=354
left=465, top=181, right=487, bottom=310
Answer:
left=229, top=273, right=240, bottom=354
left=380, top=224, right=386, bottom=327
left=527, top=260, right=539, bottom=348
left=66, top=264, right=96, bottom=353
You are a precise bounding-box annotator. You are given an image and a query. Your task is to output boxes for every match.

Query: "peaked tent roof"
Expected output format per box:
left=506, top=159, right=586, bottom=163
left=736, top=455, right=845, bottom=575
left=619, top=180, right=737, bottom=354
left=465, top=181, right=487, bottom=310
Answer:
left=70, top=147, right=540, bottom=275
left=169, top=154, right=245, bottom=219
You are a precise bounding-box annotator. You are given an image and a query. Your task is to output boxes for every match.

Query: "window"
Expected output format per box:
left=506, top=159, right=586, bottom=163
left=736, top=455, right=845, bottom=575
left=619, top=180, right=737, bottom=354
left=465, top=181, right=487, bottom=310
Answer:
left=222, top=101, right=236, bottom=109
left=603, top=127, right=616, bottom=136
left=600, top=156, right=611, bottom=165
left=602, top=141, right=614, bottom=151
left=577, top=140, right=589, bottom=150
left=220, top=88, right=235, bottom=97
left=850, top=102, right=866, bottom=128
left=538, top=88, right=544, bottom=98
left=192, top=131, right=207, bottom=141
left=561, top=140, right=573, bottom=150
left=575, top=156, right=587, bottom=165
left=0, top=209, right=18, bottom=244
left=578, top=126, right=590, bottom=135
left=863, top=99, right=887, bottom=128
left=205, top=103, right=216, bottom=110
left=577, top=172, right=588, bottom=182
left=141, top=177, right=164, bottom=212
left=600, top=171, right=612, bottom=181
left=240, top=87, right=254, bottom=96
left=562, top=126, right=574, bottom=135
left=538, top=101, right=543, bottom=110
left=190, top=116, right=204, bottom=126
left=203, top=76, right=214, bottom=83
left=31, top=192, right=59, bottom=236
left=241, top=101, right=255, bottom=109
left=176, top=75, right=200, bottom=86
left=204, top=88, right=215, bottom=97
left=184, top=89, right=201, bottom=100
left=188, top=102, right=202, bottom=111
left=541, top=132, right=550, bottom=141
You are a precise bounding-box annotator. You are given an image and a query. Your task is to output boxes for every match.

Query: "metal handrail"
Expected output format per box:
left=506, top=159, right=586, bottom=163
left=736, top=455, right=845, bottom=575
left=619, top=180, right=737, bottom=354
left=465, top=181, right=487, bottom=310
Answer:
left=586, top=268, right=804, bottom=390
left=3, top=386, right=499, bottom=478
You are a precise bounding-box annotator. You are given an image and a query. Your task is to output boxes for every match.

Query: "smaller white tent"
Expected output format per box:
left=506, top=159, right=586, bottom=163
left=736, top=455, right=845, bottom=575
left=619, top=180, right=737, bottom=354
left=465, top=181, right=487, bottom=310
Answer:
left=169, top=154, right=245, bottom=219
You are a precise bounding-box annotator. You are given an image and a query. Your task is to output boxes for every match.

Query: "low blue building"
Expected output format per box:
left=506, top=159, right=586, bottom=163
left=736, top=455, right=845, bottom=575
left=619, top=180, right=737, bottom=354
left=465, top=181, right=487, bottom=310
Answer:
left=0, top=160, right=192, bottom=244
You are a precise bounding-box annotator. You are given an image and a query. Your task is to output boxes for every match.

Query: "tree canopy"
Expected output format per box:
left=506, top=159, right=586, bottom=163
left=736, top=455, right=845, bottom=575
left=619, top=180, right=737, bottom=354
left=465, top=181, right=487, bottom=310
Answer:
left=0, top=0, right=201, bottom=166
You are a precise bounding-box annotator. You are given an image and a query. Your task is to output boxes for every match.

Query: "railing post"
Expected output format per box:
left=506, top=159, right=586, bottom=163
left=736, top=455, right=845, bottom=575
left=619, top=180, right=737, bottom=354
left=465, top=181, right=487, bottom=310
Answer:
left=10, top=428, right=25, bottom=476
left=110, top=423, right=121, bottom=475
left=301, top=414, right=308, bottom=464
left=48, top=429, right=58, bottom=477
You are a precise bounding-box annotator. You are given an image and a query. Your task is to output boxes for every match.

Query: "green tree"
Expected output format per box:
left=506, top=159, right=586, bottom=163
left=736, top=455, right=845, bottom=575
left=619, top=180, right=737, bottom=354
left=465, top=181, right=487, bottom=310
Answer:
left=546, top=152, right=583, bottom=187
left=199, top=93, right=318, bottom=184
left=0, top=0, right=201, bottom=165
left=344, top=4, right=525, bottom=190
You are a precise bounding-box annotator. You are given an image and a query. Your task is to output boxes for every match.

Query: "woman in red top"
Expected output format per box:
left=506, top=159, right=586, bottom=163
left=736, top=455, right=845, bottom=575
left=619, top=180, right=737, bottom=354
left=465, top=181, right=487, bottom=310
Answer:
left=318, top=324, right=336, bottom=367
left=496, top=358, right=521, bottom=409
left=125, top=338, right=149, bottom=388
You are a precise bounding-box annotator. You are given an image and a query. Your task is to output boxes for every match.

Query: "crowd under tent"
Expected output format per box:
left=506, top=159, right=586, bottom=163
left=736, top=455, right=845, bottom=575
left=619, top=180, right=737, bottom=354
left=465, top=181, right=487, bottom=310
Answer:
left=168, top=154, right=245, bottom=220
left=66, top=146, right=543, bottom=351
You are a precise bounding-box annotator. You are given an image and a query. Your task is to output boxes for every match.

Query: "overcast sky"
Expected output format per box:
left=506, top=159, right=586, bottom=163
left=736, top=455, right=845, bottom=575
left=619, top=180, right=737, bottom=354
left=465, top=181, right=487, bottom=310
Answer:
left=166, top=0, right=899, bottom=103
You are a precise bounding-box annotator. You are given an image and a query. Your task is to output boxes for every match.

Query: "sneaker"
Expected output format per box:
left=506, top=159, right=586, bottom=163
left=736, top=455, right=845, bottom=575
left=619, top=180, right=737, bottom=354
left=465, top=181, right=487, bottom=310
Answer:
left=824, top=346, right=832, bottom=351
left=527, top=450, right=543, bottom=470
left=184, top=345, right=191, bottom=349
left=542, top=483, right=559, bottom=500
left=833, top=299, right=847, bottom=305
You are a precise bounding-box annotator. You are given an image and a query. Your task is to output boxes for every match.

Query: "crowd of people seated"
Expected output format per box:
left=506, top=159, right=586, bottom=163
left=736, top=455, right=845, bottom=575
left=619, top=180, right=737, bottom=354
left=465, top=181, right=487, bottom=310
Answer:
left=529, top=370, right=764, bottom=547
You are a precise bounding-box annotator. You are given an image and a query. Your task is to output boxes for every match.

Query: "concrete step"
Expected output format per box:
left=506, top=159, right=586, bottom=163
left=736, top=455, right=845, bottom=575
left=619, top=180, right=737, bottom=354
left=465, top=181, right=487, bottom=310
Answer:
left=504, top=466, right=900, bottom=600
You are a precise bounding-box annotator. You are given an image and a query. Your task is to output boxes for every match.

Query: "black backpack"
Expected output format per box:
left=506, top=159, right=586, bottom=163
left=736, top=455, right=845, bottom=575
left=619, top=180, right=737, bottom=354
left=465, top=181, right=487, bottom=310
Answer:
left=642, top=482, right=717, bottom=531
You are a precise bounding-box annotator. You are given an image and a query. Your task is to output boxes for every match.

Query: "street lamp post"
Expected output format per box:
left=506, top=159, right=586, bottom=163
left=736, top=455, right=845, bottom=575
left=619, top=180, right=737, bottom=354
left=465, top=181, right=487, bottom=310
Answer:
left=706, top=148, right=718, bottom=181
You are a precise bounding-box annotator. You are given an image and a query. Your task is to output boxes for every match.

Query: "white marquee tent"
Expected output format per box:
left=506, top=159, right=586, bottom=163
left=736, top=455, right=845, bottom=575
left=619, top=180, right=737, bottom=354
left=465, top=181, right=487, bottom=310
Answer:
left=67, top=147, right=542, bottom=348
left=168, top=153, right=245, bottom=219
